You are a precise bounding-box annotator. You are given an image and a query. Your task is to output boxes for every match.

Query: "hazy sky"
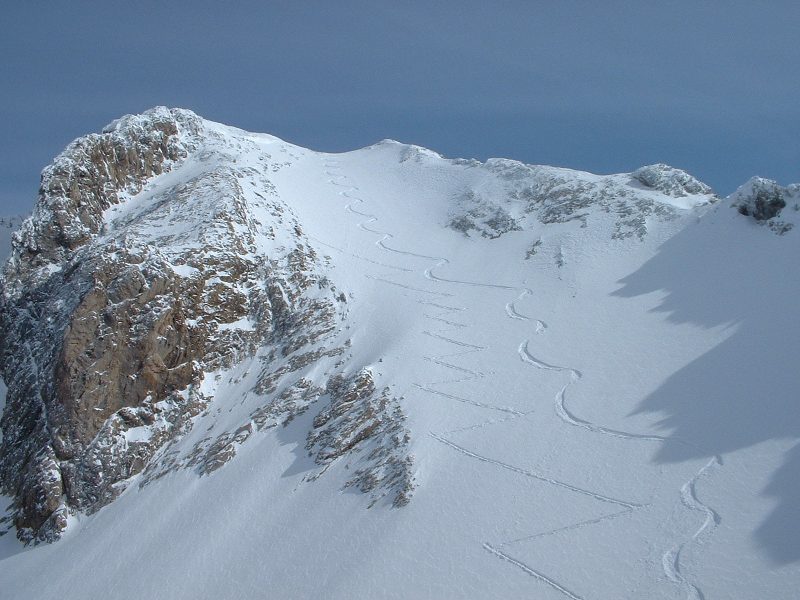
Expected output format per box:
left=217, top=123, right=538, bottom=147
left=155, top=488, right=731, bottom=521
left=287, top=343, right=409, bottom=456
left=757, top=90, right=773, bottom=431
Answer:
left=1, top=1, right=798, bottom=214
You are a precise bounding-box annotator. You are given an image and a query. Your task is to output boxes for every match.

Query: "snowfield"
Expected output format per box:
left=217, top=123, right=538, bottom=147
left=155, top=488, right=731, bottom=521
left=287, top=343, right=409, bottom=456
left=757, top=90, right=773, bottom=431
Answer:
left=1, top=111, right=798, bottom=599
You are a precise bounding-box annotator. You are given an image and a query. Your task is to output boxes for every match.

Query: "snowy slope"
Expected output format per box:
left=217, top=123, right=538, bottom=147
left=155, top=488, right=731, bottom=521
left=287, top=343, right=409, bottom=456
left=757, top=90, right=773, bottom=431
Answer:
left=1, top=110, right=798, bottom=599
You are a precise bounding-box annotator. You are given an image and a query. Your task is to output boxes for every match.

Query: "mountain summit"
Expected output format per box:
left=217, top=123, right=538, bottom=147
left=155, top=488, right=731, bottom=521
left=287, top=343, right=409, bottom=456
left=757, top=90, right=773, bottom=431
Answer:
left=0, top=108, right=797, bottom=599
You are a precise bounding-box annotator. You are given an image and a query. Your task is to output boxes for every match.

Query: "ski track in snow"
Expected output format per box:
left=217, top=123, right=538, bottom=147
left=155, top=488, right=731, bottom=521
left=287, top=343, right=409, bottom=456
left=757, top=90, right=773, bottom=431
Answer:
left=429, top=432, right=642, bottom=509
left=310, top=234, right=413, bottom=273
left=322, top=160, right=720, bottom=600
left=483, top=543, right=586, bottom=600
left=518, top=339, right=722, bottom=600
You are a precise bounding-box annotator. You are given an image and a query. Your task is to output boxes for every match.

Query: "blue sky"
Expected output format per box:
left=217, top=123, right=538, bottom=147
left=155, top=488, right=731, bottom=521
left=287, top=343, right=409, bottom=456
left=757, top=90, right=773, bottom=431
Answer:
left=1, top=1, right=798, bottom=213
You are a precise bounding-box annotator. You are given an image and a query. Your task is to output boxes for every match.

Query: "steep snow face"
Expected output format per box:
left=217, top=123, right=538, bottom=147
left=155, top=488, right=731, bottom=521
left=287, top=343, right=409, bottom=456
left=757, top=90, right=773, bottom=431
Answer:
left=1, top=109, right=798, bottom=599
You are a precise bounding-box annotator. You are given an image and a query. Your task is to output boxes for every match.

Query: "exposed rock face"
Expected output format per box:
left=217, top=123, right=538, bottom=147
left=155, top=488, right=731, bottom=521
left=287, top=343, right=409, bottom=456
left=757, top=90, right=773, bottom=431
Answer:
left=0, top=108, right=206, bottom=541
left=137, top=366, right=416, bottom=510
left=0, top=108, right=411, bottom=544
left=308, top=370, right=414, bottom=507
left=737, top=181, right=785, bottom=221
left=448, top=159, right=715, bottom=241
left=632, top=163, right=714, bottom=197
left=6, top=109, right=199, bottom=280
left=733, top=177, right=797, bottom=234
left=449, top=190, right=521, bottom=238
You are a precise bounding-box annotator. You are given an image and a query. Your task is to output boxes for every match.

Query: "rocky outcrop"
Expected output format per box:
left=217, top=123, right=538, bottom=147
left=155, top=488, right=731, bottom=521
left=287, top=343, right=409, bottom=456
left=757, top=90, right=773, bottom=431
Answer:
left=448, top=159, right=714, bottom=242
left=308, top=370, right=414, bottom=508
left=0, top=109, right=207, bottom=541
left=733, top=178, right=797, bottom=234
left=6, top=109, right=200, bottom=283
left=0, top=108, right=392, bottom=543
left=449, top=190, right=521, bottom=238
left=737, top=180, right=785, bottom=220
left=136, top=361, right=417, bottom=510
left=632, top=163, right=714, bottom=197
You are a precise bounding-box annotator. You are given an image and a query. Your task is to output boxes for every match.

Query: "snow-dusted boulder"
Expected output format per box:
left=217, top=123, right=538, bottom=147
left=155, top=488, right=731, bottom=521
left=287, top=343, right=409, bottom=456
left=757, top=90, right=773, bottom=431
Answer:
left=731, top=177, right=797, bottom=234
left=632, top=163, right=714, bottom=197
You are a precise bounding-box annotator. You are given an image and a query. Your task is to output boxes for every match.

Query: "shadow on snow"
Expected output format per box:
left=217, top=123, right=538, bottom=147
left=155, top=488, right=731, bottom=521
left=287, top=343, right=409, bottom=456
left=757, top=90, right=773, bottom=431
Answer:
left=613, top=206, right=800, bottom=565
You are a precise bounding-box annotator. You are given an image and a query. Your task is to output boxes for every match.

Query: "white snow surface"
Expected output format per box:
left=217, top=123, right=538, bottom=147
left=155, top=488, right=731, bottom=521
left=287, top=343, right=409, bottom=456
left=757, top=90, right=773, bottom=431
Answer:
left=1, top=113, right=799, bottom=599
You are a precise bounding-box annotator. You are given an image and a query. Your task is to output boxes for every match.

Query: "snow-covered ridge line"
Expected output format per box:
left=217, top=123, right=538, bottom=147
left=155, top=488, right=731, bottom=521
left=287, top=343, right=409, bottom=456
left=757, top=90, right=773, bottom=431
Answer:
left=1, top=107, right=798, bottom=600
left=0, top=106, right=748, bottom=545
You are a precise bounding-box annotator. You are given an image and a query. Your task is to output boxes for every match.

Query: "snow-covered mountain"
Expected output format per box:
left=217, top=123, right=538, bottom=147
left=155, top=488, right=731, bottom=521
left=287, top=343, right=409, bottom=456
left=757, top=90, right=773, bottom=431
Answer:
left=0, top=108, right=797, bottom=599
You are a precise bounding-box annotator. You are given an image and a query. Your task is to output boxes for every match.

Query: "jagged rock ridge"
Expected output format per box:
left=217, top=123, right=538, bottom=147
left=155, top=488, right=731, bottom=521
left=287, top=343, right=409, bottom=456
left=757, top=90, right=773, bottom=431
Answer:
left=447, top=160, right=716, bottom=241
